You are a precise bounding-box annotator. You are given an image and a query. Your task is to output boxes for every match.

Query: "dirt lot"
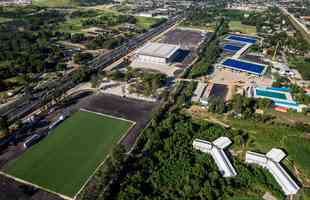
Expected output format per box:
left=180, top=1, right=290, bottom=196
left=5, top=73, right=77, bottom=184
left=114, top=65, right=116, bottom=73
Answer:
left=77, top=93, right=158, bottom=149
left=209, top=67, right=273, bottom=87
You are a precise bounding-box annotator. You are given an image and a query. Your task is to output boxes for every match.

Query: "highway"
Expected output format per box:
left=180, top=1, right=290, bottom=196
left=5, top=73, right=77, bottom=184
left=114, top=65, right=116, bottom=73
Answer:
left=0, top=17, right=179, bottom=124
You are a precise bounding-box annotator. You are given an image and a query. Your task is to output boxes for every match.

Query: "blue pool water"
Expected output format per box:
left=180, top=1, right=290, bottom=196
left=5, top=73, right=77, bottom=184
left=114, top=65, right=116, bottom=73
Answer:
left=256, top=89, right=287, bottom=100
left=267, top=86, right=290, bottom=92
left=226, top=35, right=257, bottom=44
left=223, top=44, right=242, bottom=52
left=275, top=101, right=298, bottom=106
left=222, top=58, right=266, bottom=75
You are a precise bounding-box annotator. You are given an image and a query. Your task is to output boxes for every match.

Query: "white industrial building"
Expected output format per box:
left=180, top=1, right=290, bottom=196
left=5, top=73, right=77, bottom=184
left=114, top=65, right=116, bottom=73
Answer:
left=193, top=137, right=237, bottom=177
left=245, top=148, right=300, bottom=196
left=0, top=0, right=31, bottom=5
left=136, top=42, right=180, bottom=64
left=191, top=82, right=207, bottom=102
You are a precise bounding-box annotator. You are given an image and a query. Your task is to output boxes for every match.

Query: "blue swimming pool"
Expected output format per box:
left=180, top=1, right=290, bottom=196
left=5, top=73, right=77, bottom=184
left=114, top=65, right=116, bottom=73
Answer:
left=275, top=101, right=298, bottom=106
left=223, top=44, right=242, bottom=52
left=222, top=58, right=266, bottom=75
left=267, top=86, right=290, bottom=92
left=256, top=89, right=287, bottom=100
left=226, top=35, right=257, bottom=44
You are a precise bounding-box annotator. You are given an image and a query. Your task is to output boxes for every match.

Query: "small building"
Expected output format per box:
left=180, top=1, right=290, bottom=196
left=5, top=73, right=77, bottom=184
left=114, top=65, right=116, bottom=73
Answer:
left=272, top=62, right=295, bottom=77
left=192, top=82, right=208, bottom=102
left=192, top=83, right=229, bottom=106
left=136, top=42, right=180, bottom=64
left=0, top=0, right=31, bottom=5
left=193, top=137, right=237, bottom=177
left=245, top=148, right=300, bottom=196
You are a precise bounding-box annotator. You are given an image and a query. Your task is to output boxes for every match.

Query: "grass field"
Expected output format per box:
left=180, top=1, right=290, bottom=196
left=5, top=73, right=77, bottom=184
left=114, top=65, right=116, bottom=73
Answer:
left=229, top=21, right=257, bottom=35
left=0, top=17, right=11, bottom=23
left=4, top=110, right=133, bottom=198
left=179, top=22, right=217, bottom=32
left=32, top=0, right=77, bottom=7
left=136, top=16, right=161, bottom=29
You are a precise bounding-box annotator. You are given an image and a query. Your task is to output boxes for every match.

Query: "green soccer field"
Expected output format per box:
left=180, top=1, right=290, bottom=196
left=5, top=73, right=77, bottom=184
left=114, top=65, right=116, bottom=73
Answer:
left=229, top=21, right=257, bottom=35
left=4, top=110, right=133, bottom=198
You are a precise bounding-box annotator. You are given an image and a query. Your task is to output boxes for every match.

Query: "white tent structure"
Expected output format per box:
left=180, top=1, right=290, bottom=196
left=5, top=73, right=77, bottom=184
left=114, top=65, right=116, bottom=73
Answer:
left=245, top=148, right=300, bottom=196
left=193, top=137, right=237, bottom=177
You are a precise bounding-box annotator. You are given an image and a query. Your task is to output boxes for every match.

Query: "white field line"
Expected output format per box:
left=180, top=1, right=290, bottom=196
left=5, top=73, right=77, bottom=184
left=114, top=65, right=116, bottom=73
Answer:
left=97, top=120, right=153, bottom=198
left=74, top=109, right=136, bottom=199
left=79, top=108, right=135, bottom=124
left=0, top=171, right=74, bottom=200
left=2, top=109, right=136, bottom=200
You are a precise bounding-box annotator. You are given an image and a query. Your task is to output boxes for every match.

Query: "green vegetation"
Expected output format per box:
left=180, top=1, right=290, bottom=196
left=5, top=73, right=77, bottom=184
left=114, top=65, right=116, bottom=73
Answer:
left=199, top=96, right=310, bottom=185
left=107, top=67, right=168, bottom=97
left=0, top=17, right=11, bottom=23
left=136, top=16, right=162, bottom=29
left=229, top=21, right=257, bottom=35
left=79, top=82, right=285, bottom=200
left=5, top=111, right=133, bottom=197
left=109, top=85, right=283, bottom=199
left=0, top=10, right=68, bottom=93
left=0, top=117, right=9, bottom=138
left=32, top=0, right=112, bottom=7
left=288, top=55, right=310, bottom=80
left=32, top=0, right=77, bottom=7
left=189, top=37, right=221, bottom=78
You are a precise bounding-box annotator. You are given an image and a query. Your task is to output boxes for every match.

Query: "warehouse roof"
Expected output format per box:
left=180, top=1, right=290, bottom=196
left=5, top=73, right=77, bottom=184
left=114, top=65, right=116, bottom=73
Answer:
left=137, top=42, right=180, bottom=59
left=245, top=149, right=300, bottom=195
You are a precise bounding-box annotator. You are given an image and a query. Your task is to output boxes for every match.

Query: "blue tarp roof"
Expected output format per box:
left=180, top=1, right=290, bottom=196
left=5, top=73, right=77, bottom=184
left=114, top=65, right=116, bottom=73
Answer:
left=226, top=35, right=257, bottom=44
left=222, top=58, right=266, bottom=75
left=223, top=44, right=242, bottom=52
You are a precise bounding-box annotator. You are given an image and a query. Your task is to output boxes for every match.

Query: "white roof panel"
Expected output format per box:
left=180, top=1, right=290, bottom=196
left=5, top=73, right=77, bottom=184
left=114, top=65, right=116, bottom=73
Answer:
left=245, top=151, right=268, bottom=166
left=193, top=139, right=213, bottom=153
left=267, top=160, right=300, bottom=195
left=138, top=42, right=180, bottom=58
left=192, top=82, right=207, bottom=102
left=213, top=136, right=232, bottom=149
left=211, top=147, right=237, bottom=177
left=266, top=148, right=286, bottom=162
left=246, top=149, right=300, bottom=196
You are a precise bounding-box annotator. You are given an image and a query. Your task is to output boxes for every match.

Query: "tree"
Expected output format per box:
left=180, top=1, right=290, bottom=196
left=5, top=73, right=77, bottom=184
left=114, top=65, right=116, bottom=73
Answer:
left=111, top=144, right=126, bottom=168
left=90, top=74, right=100, bottom=88
left=0, top=116, right=9, bottom=138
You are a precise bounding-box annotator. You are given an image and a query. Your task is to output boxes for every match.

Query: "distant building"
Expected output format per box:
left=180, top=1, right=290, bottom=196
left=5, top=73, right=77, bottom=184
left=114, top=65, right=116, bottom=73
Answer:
left=245, top=148, right=300, bottom=196
left=0, top=0, right=31, bottom=5
left=193, top=137, right=237, bottom=177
